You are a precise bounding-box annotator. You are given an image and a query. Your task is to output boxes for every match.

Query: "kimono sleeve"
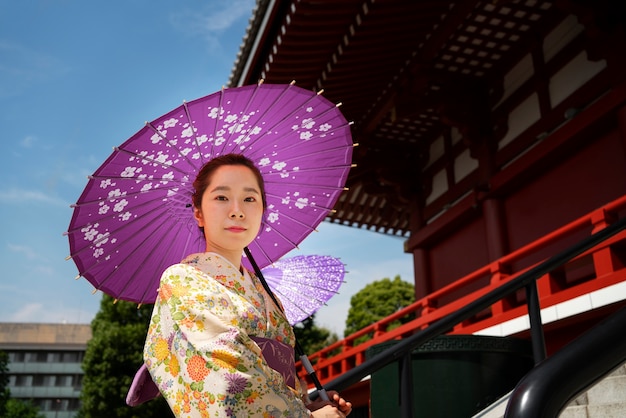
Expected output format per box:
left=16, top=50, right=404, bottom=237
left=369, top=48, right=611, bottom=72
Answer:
left=143, top=264, right=310, bottom=418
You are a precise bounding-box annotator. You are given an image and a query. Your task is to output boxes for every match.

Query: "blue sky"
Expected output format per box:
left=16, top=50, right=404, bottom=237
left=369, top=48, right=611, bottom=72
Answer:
left=0, top=0, right=413, bottom=336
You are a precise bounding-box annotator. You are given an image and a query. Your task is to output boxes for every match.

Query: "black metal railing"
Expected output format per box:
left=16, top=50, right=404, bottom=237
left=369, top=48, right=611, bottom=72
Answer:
left=311, top=215, right=626, bottom=417
left=505, top=303, right=626, bottom=417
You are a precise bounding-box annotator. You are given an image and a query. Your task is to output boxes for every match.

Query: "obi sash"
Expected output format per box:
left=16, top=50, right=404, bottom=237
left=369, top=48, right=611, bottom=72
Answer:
left=251, top=336, right=297, bottom=389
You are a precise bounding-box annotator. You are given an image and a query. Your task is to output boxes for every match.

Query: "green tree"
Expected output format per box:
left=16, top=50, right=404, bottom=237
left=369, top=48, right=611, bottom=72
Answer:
left=293, top=315, right=339, bottom=356
left=345, top=276, right=415, bottom=344
left=4, top=399, right=44, bottom=418
left=0, top=350, right=10, bottom=415
left=77, top=295, right=173, bottom=418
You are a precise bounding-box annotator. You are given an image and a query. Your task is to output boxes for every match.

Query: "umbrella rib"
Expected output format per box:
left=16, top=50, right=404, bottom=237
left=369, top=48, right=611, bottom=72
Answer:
left=226, top=82, right=302, bottom=152
left=247, top=240, right=274, bottom=267
left=259, top=217, right=302, bottom=247
left=143, top=121, right=203, bottom=173
left=269, top=278, right=343, bottom=295
left=65, top=231, right=112, bottom=260
left=112, top=223, right=196, bottom=304
left=219, top=81, right=267, bottom=151
left=181, top=100, right=208, bottom=167
left=87, top=173, right=191, bottom=184
left=113, top=145, right=197, bottom=177
left=209, top=86, right=227, bottom=158
left=267, top=285, right=337, bottom=305
left=269, top=277, right=344, bottom=292
left=262, top=182, right=347, bottom=193
left=74, top=208, right=196, bottom=301
left=241, top=84, right=333, bottom=153
left=261, top=206, right=323, bottom=234
left=68, top=186, right=188, bottom=211
left=83, top=175, right=193, bottom=206
left=247, top=113, right=352, bottom=158
left=244, top=105, right=353, bottom=156
left=66, top=190, right=190, bottom=235
left=69, top=206, right=166, bottom=272
left=264, top=193, right=336, bottom=213
left=262, top=162, right=353, bottom=179
left=265, top=139, right=354, bottom=164
left=267, top=287, right=315, bottom=319
left=182, top=90, right=223, bottom=165
left=67, top=197, right=194, bottom=259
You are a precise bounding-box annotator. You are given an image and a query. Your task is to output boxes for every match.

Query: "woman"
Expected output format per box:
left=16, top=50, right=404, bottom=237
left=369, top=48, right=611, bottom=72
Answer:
left=143, top=154, right=352, bottom=417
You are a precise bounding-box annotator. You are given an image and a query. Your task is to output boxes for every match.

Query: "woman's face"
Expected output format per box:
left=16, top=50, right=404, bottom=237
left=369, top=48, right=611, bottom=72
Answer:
left=193, top=164, right=264, bottom=259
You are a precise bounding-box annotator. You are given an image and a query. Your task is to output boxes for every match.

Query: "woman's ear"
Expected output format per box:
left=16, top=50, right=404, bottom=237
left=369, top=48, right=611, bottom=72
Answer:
left=193, top=206, right=204, bottom=227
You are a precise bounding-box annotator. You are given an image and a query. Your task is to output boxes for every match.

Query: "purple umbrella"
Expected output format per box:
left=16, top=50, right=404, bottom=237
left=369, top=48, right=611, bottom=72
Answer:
left=65, top=82, right=354, bottom=305
left=260, top=254, right=346, bottom=325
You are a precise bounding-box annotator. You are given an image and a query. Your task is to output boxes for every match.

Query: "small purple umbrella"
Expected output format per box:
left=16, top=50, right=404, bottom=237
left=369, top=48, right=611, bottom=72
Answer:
left=260, top=254, right=346, bottom=325
left=65, top=82, right=354, bottom=305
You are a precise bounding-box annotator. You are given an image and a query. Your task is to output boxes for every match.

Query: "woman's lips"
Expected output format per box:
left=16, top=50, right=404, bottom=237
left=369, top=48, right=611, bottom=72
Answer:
left=226, top=226, right=246, bottom=232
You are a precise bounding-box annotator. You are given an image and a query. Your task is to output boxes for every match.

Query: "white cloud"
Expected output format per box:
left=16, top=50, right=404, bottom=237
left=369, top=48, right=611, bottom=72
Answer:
left=10, top=302, right=45, bottom=322
left=20, top=135, right=36, bottom=148
left=7, top=243, right=38, bottom=260
left=0, top=40, right=70, bottom=98
left=9, top=302, right=94, bottom=324
left=0, top=188, right=67, bottom=206
left=169, top=0, right=255, bottom=49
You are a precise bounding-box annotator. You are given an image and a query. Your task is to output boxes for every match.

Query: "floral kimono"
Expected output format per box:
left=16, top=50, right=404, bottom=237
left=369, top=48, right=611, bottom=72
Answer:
left=144, top=252, right=310, bottom=418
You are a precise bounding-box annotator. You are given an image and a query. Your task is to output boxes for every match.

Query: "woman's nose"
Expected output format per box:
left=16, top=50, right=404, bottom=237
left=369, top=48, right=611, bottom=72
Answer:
left=230, top=205, right=244, bottom=218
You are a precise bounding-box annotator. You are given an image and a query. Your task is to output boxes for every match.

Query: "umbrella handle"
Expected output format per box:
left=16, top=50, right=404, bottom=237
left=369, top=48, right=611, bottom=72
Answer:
left=243, top=247, right=330, bottom=402
left=295, top=340, right=330, bottom=402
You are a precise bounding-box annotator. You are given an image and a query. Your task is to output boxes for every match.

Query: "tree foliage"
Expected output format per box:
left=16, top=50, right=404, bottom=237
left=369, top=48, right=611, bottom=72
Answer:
left=0, top=350, right=10, bottom=415
left=77, top=295, right=173, bottom=418
left=293, top=315, right=338, bottom=356
left=4, top=399, right=44, bottom=418
left=345, top=276, right=415, bottom=343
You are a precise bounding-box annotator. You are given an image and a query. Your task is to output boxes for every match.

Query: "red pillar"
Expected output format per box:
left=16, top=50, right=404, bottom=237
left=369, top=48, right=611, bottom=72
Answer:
left=482, top=197, right=509, bottom=261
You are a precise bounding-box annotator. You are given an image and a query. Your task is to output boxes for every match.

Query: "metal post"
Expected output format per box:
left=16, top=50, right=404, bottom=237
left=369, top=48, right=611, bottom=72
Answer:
left=399, top=352, right=415, bottom=418
left=525, top=281, right=547, bottom=363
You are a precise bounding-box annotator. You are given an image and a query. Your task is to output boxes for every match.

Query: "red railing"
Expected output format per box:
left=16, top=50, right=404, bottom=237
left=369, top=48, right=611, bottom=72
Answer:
left=297, top=195, right=626, bottom=386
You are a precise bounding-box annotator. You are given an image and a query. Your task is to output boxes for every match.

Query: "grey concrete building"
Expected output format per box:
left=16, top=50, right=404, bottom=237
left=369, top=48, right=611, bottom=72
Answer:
left=0, top=323, right=91, bottom=418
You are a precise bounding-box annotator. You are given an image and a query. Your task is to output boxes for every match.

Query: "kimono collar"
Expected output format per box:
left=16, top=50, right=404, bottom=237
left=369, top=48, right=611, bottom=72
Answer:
left=180, top=252, right=244, bottom=276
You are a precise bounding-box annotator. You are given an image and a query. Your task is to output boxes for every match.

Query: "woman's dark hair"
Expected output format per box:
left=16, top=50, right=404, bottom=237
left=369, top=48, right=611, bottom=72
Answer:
left=191, top=154, right=267, bottom=210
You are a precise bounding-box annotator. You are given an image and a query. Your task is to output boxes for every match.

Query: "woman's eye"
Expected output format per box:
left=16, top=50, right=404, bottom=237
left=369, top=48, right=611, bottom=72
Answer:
left=215, top=195, right=228, bottom=201
left=245, top=197, right=257, bottom=202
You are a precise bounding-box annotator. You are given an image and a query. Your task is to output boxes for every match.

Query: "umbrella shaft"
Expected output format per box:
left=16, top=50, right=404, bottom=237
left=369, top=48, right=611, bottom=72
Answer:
left=244, top=247, right=329, bottom=401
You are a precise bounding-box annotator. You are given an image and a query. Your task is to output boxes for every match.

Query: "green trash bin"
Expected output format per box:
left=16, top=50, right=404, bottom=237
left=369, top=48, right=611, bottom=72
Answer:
left=367, top=335, right=534, bottom=417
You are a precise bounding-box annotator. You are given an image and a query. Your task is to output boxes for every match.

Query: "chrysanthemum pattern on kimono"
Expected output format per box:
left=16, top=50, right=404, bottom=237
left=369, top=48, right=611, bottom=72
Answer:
left=144, top=252, right=310, bottom=418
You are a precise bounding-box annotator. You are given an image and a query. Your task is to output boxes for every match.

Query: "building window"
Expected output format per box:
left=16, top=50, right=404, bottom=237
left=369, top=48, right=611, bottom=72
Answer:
left=8, top=351, right=24, bottom=363
left=15, top=375, right=32, bottom=386
left=55, top=375, right=72, bottom=386
left=73, top=374, right=83, bottom=388
left=24, top=351, right=48, bottom=363
left=32, top=375, right=57, bottom=386
left=62, top=351, right=81, bottom=363
left=47, top=351, right=62, bottom=362
left=69, top=397, right=81, bottom=410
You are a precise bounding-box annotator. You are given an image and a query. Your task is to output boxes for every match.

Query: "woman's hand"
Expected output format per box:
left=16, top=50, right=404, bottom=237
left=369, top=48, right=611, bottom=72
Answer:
left=306, top=391, right=352, bottom=416
left=310, top=404, right=347, bottom=418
